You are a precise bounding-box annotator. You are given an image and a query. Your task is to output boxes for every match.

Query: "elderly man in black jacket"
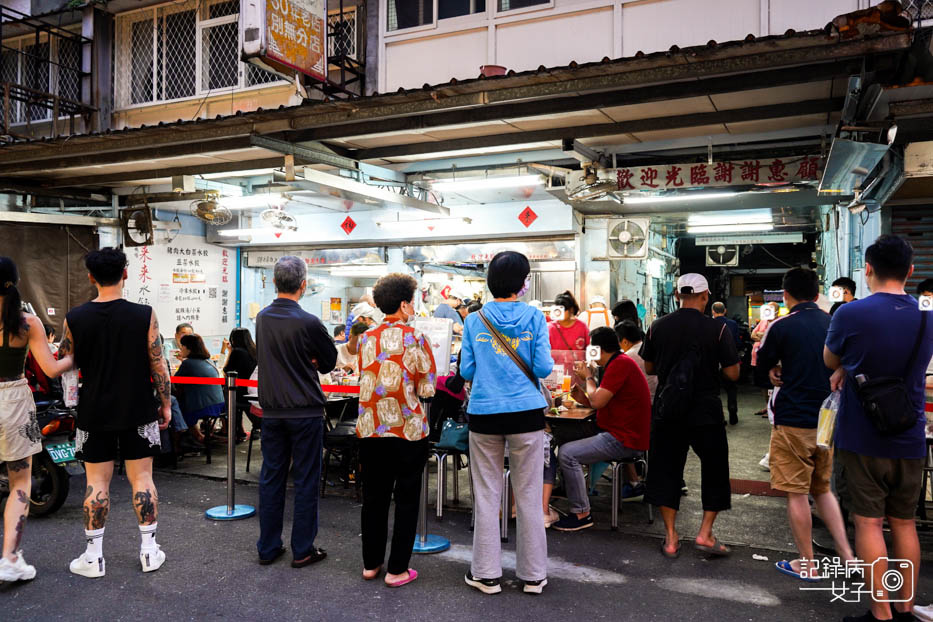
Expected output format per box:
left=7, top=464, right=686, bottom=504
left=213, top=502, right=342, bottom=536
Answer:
left=256, top=256, right=337, bottom=568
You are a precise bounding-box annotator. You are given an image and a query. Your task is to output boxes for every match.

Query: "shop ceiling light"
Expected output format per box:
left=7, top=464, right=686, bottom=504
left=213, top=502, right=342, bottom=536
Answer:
left=329, top=265, right=389, bottom=277
left=687, top=210, right=772, bottom=226
left=623, top=191, right=735, bottom=205
left=430, top=175, right=543, bottom=192
left=217, top=193, right=285, bottom=211
left=218, top=228, right=264, bottom=237
left=686, top=223, right=774, bottom=234
left=374, top=216, right=472, bottom=230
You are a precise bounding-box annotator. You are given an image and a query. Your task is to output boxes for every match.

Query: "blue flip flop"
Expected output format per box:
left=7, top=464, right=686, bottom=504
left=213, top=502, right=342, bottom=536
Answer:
left=775, top=560, right=821, bottom=582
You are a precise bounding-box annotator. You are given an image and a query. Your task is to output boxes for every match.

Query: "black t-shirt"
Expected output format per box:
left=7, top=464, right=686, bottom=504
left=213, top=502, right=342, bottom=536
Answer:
left=224, top=347, right=257, bottom=401
left=639, top=308, right=740, bottom=426
left=468, top=409, right=545, bottom=435
left=66, top=299, right=157, bottom=432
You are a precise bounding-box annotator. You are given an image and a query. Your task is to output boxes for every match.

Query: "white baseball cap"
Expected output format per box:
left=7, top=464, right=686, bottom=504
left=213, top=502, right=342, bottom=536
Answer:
left=676, top=273, right=709, bottom=295
left=351, top=301, right=383, bottom=322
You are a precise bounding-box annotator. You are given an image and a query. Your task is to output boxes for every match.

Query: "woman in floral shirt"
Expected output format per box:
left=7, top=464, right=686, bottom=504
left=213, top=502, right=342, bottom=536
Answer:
left=356, top=273, right=436, bottom=588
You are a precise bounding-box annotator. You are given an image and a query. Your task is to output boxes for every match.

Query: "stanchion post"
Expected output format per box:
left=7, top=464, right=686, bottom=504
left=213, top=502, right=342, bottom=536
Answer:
left=413, top=456, right=450, bottom=554
left=205, top=371, right=256, bottom=521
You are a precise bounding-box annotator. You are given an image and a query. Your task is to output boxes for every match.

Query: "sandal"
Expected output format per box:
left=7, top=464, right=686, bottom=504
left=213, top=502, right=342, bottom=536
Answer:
left=695, top=538, right=731, bottom=557
left=386, top=568, right=418, bottom=588
left=363, top=566, right=382, bottom=581
left=660, top=540, right=681, bottom=559
left=775, top=560, right=821, bottom=583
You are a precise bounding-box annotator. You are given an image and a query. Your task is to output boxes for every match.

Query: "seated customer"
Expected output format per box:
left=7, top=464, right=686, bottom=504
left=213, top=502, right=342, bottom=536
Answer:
left=175, top=334, right=225, bottom=444
left=553, top=326, right=651, bottom=531
left=336, top=321, right=368, bottom=375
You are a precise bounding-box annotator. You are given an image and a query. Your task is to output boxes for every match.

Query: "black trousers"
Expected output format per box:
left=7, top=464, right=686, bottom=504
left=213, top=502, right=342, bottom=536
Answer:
left=359, top=437, right=430, bottom=575
left=722, top=380, right=738, bottom=417
left=646, top=422, right=731, bottom=513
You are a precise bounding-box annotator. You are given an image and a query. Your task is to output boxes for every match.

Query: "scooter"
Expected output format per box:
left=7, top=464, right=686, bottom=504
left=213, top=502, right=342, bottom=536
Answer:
left=0, top=399, right=83, bottom=517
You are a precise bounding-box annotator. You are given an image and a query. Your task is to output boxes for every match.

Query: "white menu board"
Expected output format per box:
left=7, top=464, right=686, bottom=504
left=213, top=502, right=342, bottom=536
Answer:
left=124, top=235, right=236, bottom=338
left=410, top=317, right=453, bottom=377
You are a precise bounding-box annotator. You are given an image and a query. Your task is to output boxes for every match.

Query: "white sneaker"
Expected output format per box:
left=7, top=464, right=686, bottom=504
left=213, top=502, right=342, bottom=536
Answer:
left=544, top=507, right=560, bottom=528
left=914, top=604, right=933, bottom=622
left=0, top=552, right=36, bottom=582
left=758, top=453, right=770, bottom=472
left=140, top=545, right=165, bottom=573
left=70, top=553, right=105, bottom=578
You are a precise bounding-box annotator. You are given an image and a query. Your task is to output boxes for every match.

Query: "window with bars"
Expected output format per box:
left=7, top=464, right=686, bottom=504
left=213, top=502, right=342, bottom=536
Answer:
left=114, top=0, right=283, bottom=110
left=0, top=34, right=81, bottom=126
left=903, top=0, right=933, bottom=20
left=328, top=9, right=358, bottom=59
left=387, top=0, right=434, bottom=31
left=497, top=0, right=549, bottom=12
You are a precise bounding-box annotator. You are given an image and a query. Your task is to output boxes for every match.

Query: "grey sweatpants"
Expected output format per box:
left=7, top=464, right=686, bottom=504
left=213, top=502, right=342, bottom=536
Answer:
left=469, top=430, right=547, bottom=582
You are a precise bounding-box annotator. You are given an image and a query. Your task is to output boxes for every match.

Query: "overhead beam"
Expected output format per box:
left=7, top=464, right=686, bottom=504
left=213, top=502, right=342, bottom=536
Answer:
left=2, top=136, right=256, bottom=175
left=47, top=157, right=297, bottom=188
left=353, top=98, right=843, bottom=160
left=0, top=210, right=119, bottom=227
left=249, top=135, right=359, bottom=170
left=0, top=179, right=111, bottom=203
left=121, top=191, right=213, bottom=205
left=288, top=59, right=892, bottom=143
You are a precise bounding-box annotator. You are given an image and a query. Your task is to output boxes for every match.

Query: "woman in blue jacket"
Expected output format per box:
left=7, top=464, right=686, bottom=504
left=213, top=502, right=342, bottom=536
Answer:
left=175, top=334, right=224, bottom=444
left=460, top=251, right=552, bottom=596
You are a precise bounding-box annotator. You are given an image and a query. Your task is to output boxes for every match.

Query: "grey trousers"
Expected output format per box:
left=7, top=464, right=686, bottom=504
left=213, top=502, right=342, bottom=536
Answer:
left=469, top=430, right=547, bottom=582
left=559, top=431, right=640, bottom=514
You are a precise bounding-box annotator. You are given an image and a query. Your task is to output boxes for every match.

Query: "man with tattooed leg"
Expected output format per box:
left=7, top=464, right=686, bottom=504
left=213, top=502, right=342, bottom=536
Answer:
left=0, top=257, right=74, bottom=582
left=63, top=248, right=172, bottom=578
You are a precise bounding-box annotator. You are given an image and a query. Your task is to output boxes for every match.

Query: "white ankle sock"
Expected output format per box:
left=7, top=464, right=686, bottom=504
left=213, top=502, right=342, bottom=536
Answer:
left=139, top=523, right=158, bottom=551
left=84, top=528, right=104, bottom=560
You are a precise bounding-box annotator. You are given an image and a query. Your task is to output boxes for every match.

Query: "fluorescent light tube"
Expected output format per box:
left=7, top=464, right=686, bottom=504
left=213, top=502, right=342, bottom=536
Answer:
left=687, top=224, right=774, bottom=234
left=218, top=229, right=260, bottom=237
left=623, top=192, right=735, bottom=205
left=431, top=175, right=543, bottom=192
left=218, top=193, right=284, bottom=210
left=688, top=210, right=772, bottom=226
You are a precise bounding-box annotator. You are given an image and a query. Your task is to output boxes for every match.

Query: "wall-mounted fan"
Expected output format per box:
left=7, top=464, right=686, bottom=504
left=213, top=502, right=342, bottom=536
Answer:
left=565, top=164, right=616, bottom=201
left=260, top=208, right=298, bottom=231
left=190, top=196, right=233, bottom=226
left=706, top=245, right=739, bottom=267
left=120, top=206, right=154, bottom=247
left=606, top=218, right=649, bottom=259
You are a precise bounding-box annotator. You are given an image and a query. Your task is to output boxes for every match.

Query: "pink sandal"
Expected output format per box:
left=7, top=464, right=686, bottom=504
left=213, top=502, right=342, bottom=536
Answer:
left=385, top=569, right=418, bottom=588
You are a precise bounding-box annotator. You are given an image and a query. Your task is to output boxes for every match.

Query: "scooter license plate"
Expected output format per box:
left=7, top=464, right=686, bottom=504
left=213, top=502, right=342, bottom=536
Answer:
left=46, top=442, right=76, bottom=464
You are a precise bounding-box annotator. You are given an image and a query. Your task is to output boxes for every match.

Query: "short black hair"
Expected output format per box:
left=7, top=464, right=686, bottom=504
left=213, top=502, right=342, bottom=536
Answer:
left=589, top=326, right=621, bottom=353
left=865, top=234, right=913, bottom=282
left=614, top=320, right=643, bottom=345
left=611, top=300, right=638, bottom=324
left=917, top=278, right=933, bottom=296
left=467, top=301, right=483, bottom=313
left=783, top=267, right=819, bottom=302
left=373, top=273, right=418, bottom=315
left=554, top=291, right=580, bottom=316
left=831, top=277, right=857, bottom=295
left=44, top=324, right=55, bottom=339
left=179, top=333, right=211, bottom=360
left=332, top=325, right=345, bottom=338
left=85, top=247, right=127, bottom=286
left=487, top=251, right=530, bottom=299
left=176, top=322, right=193, bottom=335
left=349, top=321, right=369, bottom=337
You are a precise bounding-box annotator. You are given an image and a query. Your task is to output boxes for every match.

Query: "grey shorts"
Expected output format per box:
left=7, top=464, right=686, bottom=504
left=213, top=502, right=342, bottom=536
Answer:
left=836, top=449, right=923, bottom=519
left=0, top=379, right=42, bottom=462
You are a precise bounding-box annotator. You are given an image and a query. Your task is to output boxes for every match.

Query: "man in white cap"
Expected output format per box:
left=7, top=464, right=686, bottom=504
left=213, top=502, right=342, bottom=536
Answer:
left=579, top=295, right=611, bottom=329
left=639, top=273, right=740, bottom=559
left=433, top=288, right=469, bottom=335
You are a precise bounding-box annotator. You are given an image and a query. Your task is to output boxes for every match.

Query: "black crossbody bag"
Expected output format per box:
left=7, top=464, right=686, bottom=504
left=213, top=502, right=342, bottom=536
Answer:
left=478, top=310, right=553, bottom=412
left=854, top=311, right=927, bottom=436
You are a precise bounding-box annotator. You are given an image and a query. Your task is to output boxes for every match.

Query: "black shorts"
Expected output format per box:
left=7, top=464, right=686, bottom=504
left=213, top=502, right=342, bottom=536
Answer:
left=75, top=421, right=162, bottom=463
left=646, top=422, right=732, bottom=512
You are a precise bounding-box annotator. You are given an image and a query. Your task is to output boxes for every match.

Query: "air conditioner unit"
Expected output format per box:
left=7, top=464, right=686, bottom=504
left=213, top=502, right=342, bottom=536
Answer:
left=706, top=245, right=739, bottom=267
left=607, top=218, right=649, bottom=259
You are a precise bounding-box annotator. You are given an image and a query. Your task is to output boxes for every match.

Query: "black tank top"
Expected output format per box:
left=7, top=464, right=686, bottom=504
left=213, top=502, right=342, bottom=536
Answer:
left=66, top=299, right=157, bottom=431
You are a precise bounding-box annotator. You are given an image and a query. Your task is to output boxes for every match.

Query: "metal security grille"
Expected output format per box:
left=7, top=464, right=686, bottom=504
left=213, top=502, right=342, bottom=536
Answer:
left=114, top=0, right=286, bottom=110
left=892, top=205, right=933, bottom=295
left=328, top=9, right=357, bottom=59
left=903, top=0, right=933, bottom=20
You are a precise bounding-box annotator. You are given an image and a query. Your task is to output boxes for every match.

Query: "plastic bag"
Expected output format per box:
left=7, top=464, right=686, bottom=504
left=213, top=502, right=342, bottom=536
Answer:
left=62, top=369, right=79, bottom=407
left=817, top=390, right=841, bottom=449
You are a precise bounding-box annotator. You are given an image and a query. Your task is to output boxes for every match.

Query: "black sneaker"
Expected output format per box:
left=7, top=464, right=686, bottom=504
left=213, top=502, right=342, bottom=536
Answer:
left=552, top=513, right=594, bottom=532
left=259, top=546, right=286, bottom=566
left=523, top=578, right=548, bottom=594
left=729, top=413, right=738, bottom=425
left=465, top=572, right=502, bottom=594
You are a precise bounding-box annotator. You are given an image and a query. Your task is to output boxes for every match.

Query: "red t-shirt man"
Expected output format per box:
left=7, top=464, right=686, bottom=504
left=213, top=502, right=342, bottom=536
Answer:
left=595, top=352, right=652, bottom=451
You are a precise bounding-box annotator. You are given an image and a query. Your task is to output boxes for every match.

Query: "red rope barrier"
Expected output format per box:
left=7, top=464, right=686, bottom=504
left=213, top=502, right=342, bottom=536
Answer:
left=169, top=376, right=359, bottom=394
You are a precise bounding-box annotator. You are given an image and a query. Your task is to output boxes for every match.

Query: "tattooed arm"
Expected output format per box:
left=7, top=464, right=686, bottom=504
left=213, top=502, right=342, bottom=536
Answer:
left=28, top=315, right=73, bottom=378
left=149, top=310, right=172, bottom=430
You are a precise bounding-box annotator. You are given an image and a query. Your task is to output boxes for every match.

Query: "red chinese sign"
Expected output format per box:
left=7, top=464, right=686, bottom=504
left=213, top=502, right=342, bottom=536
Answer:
left=518, top=206, right=538, bottom=228
left=612, top=157, right=821, bottom=192
left=341, top=216, right=356, bottom=235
